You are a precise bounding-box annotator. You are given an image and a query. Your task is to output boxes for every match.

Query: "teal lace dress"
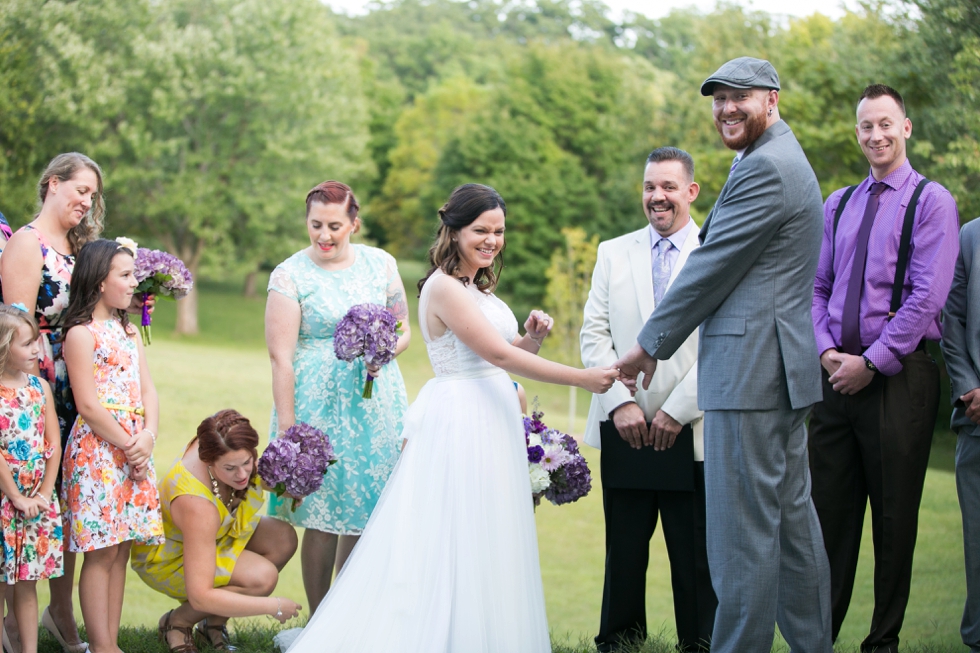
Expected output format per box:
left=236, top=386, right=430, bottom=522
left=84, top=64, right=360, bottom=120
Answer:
left=267, top=245, right=408, bottom=533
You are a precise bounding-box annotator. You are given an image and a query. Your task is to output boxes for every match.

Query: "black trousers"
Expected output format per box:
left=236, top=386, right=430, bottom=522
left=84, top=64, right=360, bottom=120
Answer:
left=595, top=463, right=716, bottom=653
left=808, top=350, right=939, bottom=653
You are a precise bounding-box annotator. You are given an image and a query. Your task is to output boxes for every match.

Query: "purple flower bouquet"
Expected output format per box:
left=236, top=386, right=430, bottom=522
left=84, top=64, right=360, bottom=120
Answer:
left=524, top=409, right=592, bottom=506
left=132, top=246, right=194, bottom=346
left=258, top=422, right=338, bottom=511
left=333, top=303, right=400, bottom=399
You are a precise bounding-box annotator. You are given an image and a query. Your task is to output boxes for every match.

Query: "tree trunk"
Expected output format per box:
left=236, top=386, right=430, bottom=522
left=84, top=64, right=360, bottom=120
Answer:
left=175, top=282, right=199, bottom=335
left=243, top=268, right=258, bottom=298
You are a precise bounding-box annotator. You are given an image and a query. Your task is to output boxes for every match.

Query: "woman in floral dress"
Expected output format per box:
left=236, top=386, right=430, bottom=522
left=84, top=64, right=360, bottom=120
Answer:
left=265, top=180, right=410, bottom=612
left=0, top=153, right=106, bottom=653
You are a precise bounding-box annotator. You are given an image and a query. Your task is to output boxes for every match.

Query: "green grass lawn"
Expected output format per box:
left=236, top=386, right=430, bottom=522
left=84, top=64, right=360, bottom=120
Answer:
left=29, top=265, right=971, bottom=652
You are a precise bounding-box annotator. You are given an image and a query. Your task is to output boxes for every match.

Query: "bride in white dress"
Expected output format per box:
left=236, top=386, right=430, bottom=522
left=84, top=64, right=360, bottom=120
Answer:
left=278, top=183, right=618, bottom=653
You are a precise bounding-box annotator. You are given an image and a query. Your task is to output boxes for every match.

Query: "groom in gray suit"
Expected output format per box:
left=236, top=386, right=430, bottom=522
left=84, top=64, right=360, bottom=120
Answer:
left=942, top=220, right=980, bottom=653
left=614, top=57, right=833, bottom=653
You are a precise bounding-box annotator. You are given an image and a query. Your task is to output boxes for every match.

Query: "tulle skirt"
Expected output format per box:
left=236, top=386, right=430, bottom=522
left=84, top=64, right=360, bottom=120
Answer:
left=280, top=368, right=551, bottom=653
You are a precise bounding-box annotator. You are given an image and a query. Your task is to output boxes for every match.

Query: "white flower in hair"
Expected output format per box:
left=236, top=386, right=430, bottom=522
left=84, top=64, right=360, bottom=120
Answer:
left=115, top=236, right=139, bottom=252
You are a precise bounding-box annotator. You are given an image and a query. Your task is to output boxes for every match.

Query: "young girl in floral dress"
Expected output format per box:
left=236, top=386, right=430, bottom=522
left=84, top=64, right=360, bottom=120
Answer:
left=61, top=239, right=163, bottom=653
left=0, top=304, right=64, bottom=653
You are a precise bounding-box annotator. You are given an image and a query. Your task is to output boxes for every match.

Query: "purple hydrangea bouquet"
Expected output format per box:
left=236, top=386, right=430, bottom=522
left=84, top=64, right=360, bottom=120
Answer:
left=119, top=238, right=194, bottom=346
left=333, top=303, right=400, bottom=399
left=258, top=422, right=338, bottom=511
left=524, top=409, right=592, bottom=505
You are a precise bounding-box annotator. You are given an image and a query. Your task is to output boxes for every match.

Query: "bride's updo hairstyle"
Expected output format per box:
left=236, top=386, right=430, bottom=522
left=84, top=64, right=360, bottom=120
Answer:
left=417, top=183, right=506, bottom=295
left=191, top=409, right=260, bottom=492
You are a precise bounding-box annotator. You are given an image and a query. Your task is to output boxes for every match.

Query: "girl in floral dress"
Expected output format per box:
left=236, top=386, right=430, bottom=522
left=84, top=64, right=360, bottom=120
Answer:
left=0, top=304, right=64, bottom=653
left=61, top=240, right=163, bottom=653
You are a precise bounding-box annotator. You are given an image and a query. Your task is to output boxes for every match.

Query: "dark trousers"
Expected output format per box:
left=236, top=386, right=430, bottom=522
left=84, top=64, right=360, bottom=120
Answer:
left=808, top=350, right=939, bottom=653
left=595, top=463, right=716, bottom=653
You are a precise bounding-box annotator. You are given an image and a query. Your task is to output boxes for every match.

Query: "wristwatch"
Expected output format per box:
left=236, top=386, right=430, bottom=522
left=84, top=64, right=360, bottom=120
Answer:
left=863, top=355, right=878, bottom=373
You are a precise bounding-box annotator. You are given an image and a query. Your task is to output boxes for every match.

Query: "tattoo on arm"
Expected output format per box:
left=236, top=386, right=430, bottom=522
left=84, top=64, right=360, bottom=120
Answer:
left=388, top=287, right=409, bottom=322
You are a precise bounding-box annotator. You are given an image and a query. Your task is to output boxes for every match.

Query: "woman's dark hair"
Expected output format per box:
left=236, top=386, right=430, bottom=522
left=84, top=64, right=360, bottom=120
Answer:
left=305, top=180, right=359, bottom=220
left=37, top=153, right=105, bottom=254
left=417, top=183, right=506, bottom=295
left=192, top=409, right=260, bottom=493
left=59, top=239, right=135, bottom=338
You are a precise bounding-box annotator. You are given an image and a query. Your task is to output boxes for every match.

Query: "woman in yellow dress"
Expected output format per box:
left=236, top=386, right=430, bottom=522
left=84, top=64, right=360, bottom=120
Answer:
left=131, top=410, right=302, bottom=653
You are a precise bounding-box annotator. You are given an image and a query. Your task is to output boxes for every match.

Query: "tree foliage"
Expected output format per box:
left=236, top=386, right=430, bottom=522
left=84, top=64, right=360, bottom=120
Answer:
left=1, top=0, right=977, bottom=328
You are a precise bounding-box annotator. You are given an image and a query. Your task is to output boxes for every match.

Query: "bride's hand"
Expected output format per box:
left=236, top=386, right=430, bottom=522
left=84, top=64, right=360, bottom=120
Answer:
left=579, top=366, right=619, bottom=394
left=524, top=310, right=553, bottom=341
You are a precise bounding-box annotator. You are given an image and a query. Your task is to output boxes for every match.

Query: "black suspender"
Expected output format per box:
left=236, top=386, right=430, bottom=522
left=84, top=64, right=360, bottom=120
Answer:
left=831, top=178, right=931, bottom=319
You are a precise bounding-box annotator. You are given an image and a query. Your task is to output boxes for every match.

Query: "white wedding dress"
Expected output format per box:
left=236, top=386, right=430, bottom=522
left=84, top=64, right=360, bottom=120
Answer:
left=278, top=270, right=551, bottom=653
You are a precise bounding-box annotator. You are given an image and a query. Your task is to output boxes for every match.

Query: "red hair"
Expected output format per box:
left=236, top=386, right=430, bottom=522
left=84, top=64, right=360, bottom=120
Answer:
left=305, top=180, right=359, bottom=220
left=192, top=409, right=259, bottom=487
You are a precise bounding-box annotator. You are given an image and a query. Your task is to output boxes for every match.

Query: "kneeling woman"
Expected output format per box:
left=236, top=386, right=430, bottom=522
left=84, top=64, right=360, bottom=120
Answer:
left=131, top=410, right=302, bottom=653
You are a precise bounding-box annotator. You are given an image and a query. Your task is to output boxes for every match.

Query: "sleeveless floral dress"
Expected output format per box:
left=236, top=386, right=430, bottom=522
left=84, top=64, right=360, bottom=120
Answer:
left=61, top=318, right=163, bottom=552
left=0, top=225, right=77, bottom=445
left=267, top=245, right=408, bottom=534
left=0, top=375, right=64, bottom=582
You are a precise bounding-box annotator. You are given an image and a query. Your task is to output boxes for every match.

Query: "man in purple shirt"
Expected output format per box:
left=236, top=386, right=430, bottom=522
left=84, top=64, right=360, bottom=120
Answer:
left=810, top=83, right=960, bottom=653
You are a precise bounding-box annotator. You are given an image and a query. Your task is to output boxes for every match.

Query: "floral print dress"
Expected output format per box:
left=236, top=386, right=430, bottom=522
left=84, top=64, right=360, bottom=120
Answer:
left=267, top=245, right=408, bottom=534
left=61, top=319, right=163, bottom=552
left=0, top=375, right=64, bottom=582
left=0, top=225, right=78, bottom=445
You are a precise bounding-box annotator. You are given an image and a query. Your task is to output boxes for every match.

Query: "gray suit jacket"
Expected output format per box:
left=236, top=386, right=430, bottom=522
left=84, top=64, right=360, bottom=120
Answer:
left=637, top=121, right=823, bottom=411
left=942, top=219, right=980, bottom=436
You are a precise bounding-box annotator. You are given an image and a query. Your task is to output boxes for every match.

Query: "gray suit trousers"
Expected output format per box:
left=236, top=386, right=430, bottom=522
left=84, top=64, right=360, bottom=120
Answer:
left=704, top=401, right=832, bottom=653
left=958, top=432, right=980, bottom=652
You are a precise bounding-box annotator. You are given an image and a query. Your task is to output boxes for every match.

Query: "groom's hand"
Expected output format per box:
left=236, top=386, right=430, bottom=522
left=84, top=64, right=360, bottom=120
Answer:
left=612, top=402, right=647, bottom=449
left=612, top=343, right=658, bottom=393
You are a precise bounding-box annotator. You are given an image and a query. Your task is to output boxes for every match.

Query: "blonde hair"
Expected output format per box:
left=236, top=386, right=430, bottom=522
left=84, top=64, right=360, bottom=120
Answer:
left=37, top=153, right=106, bottom=254
left=0, top=305, right=40, bottom=376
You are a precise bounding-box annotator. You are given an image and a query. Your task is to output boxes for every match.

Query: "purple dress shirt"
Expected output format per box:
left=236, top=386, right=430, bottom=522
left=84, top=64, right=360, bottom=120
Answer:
left=812, top=159, right=960, bottom=376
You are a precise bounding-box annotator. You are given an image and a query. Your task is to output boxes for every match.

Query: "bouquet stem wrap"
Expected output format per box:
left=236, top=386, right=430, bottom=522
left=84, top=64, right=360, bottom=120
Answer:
left=140, top=292, right=152, bottom=346
left=363, top=373, right=376, bottom=399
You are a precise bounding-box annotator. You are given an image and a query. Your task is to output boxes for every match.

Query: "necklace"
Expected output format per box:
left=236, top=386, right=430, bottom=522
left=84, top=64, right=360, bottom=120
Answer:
left=207, top=467, right=235, bottom=511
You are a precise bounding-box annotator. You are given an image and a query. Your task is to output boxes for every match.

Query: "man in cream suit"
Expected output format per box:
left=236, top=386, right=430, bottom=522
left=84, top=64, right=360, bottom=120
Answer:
left=582, top=147, right=715, bottom=653
left=614, top=58, right=832, bottom=653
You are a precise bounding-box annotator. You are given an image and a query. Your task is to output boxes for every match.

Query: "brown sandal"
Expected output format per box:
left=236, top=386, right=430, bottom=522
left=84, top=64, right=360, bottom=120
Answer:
left=195, top=620, right=237, bottom=652
left=158, top=611, right=199, bottom=653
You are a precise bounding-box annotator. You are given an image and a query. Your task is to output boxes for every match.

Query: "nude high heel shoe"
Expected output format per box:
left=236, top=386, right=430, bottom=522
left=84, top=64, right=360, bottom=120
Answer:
left=41, top=607, right=89, bottom=653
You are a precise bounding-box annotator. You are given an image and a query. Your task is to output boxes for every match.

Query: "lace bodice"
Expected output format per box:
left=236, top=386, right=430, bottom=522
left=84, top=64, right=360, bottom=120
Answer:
left=418, top=270, right=519, bottom=377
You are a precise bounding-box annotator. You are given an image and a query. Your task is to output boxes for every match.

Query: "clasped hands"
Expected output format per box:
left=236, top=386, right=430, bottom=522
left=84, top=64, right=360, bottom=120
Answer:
left=124, top=428, right=155, bottom=481
left=821, top=349, right=874, bottom=395
left=612, top=343, right=659, bottom=394
left=612, top=402, right=681, bottom=451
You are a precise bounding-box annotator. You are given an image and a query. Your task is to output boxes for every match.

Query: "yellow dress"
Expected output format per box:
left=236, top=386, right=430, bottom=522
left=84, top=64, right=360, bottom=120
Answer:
left=130, top=459, right=264, bottom=600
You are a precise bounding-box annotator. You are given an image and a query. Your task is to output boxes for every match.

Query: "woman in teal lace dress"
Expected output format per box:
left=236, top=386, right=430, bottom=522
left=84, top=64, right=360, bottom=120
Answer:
left=265, top=180, right=410, bottom=613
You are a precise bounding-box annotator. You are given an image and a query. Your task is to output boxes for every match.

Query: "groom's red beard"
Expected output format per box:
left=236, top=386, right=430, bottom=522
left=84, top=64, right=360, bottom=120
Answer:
left=714, top=108, right=769, bottom=151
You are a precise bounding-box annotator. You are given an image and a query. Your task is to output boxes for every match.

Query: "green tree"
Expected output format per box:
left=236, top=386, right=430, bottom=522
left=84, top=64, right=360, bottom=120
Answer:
left=105, top=0, right=372, bottom=333
left=542, top=226, right=599, bottom=431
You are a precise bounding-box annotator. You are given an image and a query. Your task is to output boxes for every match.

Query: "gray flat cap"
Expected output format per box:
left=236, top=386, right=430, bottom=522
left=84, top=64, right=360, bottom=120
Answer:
left=700, top=57, right=780, bottom=96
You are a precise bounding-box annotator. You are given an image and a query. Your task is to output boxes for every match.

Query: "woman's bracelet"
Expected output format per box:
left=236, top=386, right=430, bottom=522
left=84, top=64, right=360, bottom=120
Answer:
left=274, top=596, right=283, bottom=619
left=528, top=334, right=544, bottom=347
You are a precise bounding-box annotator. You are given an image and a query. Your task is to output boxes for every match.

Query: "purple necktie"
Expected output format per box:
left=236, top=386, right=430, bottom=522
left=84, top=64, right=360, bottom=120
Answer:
left=840, top=182, right=886, bottom=355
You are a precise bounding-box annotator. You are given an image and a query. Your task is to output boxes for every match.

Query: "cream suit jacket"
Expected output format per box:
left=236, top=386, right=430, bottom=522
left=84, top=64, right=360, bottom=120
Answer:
left=580, top=224, right=703, bottom=459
